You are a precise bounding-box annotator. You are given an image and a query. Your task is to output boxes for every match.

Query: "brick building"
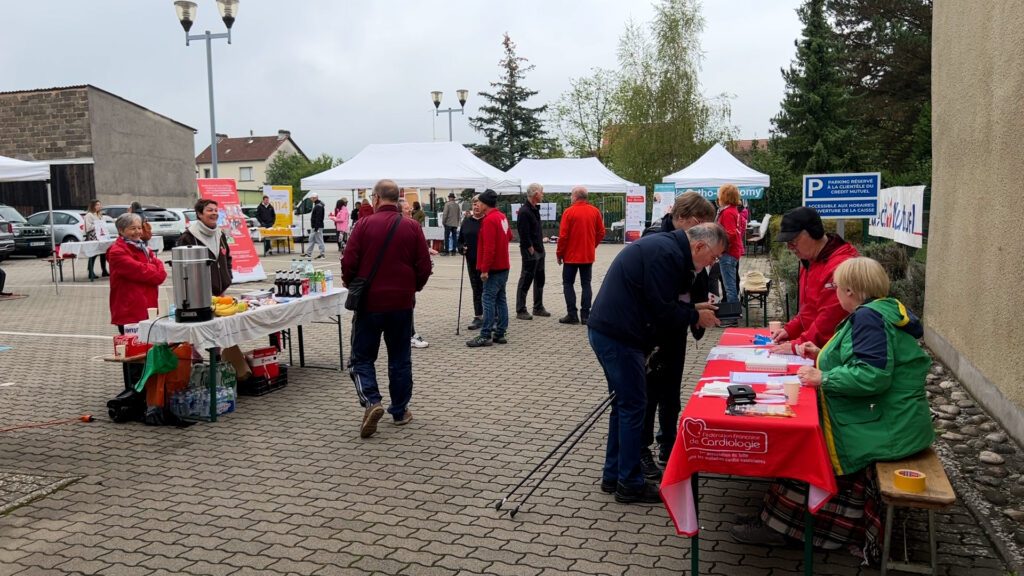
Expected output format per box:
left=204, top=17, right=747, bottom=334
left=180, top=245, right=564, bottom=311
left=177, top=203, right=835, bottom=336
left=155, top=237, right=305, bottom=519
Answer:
left=0, top=85, right=196, bottom=216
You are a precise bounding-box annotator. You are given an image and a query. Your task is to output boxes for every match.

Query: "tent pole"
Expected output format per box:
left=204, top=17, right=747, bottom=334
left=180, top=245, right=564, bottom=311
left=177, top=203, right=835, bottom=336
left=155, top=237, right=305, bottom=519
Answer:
left=46, top=181, right=59, bottom=295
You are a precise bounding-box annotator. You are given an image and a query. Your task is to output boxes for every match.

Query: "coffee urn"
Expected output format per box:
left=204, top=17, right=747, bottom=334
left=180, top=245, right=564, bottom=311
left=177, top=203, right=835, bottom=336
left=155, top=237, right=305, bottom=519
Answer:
left=171, top=245, right=214, bottom=322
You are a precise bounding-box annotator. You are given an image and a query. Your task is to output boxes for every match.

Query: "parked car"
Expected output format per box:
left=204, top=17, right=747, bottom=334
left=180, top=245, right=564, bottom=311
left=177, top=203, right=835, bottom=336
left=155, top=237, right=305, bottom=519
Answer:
left=0, top=204, right=51, bottom=257
left=25, top=209, right=117, bottom=244
left=0, top=215, right=15, bottom=261
left=102, top=205, right=184, bottom=244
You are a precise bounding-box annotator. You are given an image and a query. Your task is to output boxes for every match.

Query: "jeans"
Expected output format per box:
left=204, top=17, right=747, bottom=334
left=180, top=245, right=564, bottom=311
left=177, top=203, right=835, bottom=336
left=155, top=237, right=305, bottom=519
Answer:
left=349, top=308, right=414, bottom=419
left=480, top=269, right=509, bottom=338
left=642, top=336, right=687, bottom=458
left=719, top=254, right=739, bottom=303
left=305, top=228, right=326, bottom=256
left=444, top=226, right=458, bottom=253
left=589, top=328, right=648, bottom=491
left=515, top=249, right=545, bottom=313
left=562, top=263, right=593, bottom=319
left=466, top=256, right=483, bottom=317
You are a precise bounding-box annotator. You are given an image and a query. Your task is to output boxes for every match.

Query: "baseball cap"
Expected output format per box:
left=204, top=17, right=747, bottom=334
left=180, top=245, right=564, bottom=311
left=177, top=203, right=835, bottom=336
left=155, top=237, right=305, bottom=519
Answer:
left=775, top=206, right=824, bottom=242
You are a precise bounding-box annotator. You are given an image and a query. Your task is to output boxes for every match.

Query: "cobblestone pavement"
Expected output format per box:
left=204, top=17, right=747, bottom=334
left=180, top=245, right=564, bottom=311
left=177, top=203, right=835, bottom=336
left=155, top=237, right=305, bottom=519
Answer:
left=0, top=247, right=1014, bottom=575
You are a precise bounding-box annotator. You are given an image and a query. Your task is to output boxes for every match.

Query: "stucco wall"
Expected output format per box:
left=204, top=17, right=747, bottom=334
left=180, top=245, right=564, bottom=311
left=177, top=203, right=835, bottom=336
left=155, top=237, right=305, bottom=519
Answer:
left=928, top=1, right=1024, bottom=443
left=87, top=88, right=196, bottom=208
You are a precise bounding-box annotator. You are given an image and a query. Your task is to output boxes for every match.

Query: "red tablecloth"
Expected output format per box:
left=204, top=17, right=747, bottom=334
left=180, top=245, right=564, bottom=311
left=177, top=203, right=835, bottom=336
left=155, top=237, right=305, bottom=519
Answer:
left=660, top=328, right=838, bottom=535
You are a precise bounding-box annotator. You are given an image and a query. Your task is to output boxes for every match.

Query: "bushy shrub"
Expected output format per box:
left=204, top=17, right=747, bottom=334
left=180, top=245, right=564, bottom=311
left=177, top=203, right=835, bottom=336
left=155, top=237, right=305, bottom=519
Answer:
left=860, top=242, right=911, bottom=283
left=891, top=260, right=926, bottom=316
left=772, top=248, right=801, bottom=318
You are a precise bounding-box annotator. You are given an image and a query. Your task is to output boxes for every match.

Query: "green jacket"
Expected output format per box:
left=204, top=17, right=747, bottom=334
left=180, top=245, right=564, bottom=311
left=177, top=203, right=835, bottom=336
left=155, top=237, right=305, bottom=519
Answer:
left=817, top=298, right=934, bottom=475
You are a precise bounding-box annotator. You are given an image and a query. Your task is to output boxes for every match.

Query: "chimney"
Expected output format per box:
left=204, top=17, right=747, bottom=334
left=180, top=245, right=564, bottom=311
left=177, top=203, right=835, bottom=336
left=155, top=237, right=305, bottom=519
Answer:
left=215, top=133, right=228, bottom=142
left=250, top=129, right=254, bottom=136
left=277, top=129, right=291, bottom=140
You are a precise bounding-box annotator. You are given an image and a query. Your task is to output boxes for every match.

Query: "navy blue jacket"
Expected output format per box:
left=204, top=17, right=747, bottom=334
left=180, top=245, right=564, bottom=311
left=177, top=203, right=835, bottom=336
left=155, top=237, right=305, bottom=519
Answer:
left=588, top=229, right=699, bottom=350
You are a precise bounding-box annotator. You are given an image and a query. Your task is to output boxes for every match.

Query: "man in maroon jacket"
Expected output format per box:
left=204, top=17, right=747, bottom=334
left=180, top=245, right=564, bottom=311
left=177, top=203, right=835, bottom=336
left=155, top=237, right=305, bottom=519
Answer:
left=466, top=189, right=513, bottom=347
left=342, top=179, right=432, bottom=438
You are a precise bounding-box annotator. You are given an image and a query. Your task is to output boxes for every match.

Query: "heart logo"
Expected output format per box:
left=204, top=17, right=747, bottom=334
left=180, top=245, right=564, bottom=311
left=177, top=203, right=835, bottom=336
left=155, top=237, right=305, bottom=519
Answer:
left=683, top=418, right=706, bottom=440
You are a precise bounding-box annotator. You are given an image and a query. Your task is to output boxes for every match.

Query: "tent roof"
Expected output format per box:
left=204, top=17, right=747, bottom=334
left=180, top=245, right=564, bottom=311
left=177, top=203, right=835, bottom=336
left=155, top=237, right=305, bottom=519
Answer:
left=504, top=157, right=638, bottom=194
left=301, top=141, right=520, bottom=193
left=662, top=143, right=770, bottom=188
left=0, top=155, right=49, bottom=182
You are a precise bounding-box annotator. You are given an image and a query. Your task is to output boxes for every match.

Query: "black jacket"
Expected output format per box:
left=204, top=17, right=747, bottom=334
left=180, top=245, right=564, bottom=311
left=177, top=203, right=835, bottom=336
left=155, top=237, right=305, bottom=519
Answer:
left=588, top=229, right=699, bottom=350
left=176, top=230, right=232, bottom=297
left=310, top=201, right=325, bottom=229
left=457, top=215, right=482, bottom=264
left=516, top=202, right=544, bottom=252
left=256, top=202, right=276, bottom=228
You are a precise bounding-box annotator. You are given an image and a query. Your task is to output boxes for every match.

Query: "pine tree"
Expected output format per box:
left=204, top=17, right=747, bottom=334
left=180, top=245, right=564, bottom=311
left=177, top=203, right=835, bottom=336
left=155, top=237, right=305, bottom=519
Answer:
left=772, top=0, right=856, bottom=175
left=469, top=33, right=552, bottom=171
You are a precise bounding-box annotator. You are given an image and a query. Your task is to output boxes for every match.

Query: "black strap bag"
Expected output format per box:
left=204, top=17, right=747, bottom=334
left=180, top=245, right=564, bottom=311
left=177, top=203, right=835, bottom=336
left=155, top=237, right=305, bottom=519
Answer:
left=344, top=214, right=402, bottom=311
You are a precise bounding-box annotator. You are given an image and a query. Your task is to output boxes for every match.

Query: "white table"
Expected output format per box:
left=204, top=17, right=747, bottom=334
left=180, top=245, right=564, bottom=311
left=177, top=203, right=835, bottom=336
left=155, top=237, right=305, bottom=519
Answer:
left=60, top=236, right=164, bottom=258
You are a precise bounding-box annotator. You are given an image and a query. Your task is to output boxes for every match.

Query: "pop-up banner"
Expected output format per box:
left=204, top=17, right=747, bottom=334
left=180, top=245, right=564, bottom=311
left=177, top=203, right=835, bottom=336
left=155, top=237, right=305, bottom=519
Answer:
left=197, top=178, right=267, bottom=283
left=625, top=185, right=647, bottom=243
left=868, top=185, right=925, bottom=248
left=263, top=185, right=293, bottom=228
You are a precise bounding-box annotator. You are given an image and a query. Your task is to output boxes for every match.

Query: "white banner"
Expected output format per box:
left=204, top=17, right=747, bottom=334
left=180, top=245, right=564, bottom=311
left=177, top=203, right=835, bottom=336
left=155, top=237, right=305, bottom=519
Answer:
left=625, top=185, right=647, bottom=243
left=511, top=202, right=557, bottom=222
left=868, top=185, right=925, bottom=248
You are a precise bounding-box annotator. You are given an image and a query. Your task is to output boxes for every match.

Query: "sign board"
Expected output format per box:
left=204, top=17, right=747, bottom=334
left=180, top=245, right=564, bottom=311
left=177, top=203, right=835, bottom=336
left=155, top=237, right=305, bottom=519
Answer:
left=511, top=202, right=557, bottom=222
left=263, top=185, right=293, bottom=228
left=868, top=185, right=925, bottom=248
left=198, top=178, right=267, bottom=283
left=802, top=173, right=880, bottom=219
left=625, top=185, right=647, bottom=243
left=652, top=183, right=676, bottom=223
left=680, top=186, right=765, bottom=201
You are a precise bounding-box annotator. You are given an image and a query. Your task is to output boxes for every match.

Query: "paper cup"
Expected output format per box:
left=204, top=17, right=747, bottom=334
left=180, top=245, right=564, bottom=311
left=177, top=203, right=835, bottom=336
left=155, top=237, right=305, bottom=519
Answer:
left=769, top=321, right=783, bottom=333
left=115, top=344, right=126, bottom=357
left=147, top=307, right=158, bottom=320
left=784, top=382, right=800, bottom=405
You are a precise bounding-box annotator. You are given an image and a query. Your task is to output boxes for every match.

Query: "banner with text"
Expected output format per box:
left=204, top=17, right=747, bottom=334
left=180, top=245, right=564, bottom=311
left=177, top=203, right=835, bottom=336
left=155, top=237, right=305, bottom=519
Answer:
left=263, top=185, right=293, bottom=228
left=625, top=185, right=647, bottom=243
left=679, top=185, right=765, bottom=201
left=868, top=185, right=925, bottom=248
left=198, top=179, right=267, bottom=283
left=652, top=183, right=676, bottom=223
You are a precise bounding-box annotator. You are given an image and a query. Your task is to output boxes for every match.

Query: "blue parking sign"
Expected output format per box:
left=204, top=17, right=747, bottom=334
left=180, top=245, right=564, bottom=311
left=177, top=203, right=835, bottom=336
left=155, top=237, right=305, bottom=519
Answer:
left=802, top=173, right=880, bottom=219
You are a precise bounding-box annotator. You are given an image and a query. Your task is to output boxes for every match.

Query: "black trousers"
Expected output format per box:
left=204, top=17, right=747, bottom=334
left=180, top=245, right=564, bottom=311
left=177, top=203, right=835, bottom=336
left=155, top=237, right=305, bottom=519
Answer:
left=642, top=336, right=687, bottom=458
left=0, top=266, right=6, bottom=293
left=88, top=254, right=108, bottom=276
left=562, top=263, right=593, bottom=318
left=515, top=248, right=545, bottom=313
left=466, top=256, right=483, bottom=317
left=117, top=324, right=144, bottom=391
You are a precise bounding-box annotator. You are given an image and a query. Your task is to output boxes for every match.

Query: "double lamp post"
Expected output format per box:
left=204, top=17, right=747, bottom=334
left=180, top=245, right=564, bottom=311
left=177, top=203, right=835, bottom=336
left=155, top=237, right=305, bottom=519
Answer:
left=431, top=89, right=469, bottom=142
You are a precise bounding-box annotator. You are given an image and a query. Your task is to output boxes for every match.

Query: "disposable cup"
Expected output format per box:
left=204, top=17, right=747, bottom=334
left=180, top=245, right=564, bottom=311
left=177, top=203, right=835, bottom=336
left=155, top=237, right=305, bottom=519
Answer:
left=769, top=320, right=783, bottom=333
left=147, top=307, right=158, bottom=320
left=785, top=382, right=800, bottom=405
left=115, top=344, right=126, bottom=357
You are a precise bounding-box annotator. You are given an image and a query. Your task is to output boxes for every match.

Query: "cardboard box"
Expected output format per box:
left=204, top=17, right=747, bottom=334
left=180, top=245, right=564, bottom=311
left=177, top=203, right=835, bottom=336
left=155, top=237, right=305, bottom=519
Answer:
left=245, top=347, right=279, bottom=378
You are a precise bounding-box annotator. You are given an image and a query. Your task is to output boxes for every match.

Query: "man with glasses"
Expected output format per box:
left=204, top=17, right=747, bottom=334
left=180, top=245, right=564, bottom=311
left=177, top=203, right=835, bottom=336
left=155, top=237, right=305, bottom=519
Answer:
left=770, top=206, right=859, bottom=354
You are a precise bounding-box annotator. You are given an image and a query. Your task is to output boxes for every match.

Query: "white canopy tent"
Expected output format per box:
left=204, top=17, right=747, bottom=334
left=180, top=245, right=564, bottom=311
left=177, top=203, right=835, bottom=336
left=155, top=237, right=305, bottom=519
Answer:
left=301, top=141, right=520, bottom=194
left=662, top=143, right=770, bottom=188
left=0, top=155, right=57, bottom=292
left=504, top=157, right=638, bottom=194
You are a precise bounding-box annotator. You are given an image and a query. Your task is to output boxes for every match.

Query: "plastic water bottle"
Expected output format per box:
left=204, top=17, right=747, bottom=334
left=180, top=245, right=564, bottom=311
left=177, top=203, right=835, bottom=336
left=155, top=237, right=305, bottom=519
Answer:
left=325, top=270, right=334, bottom=292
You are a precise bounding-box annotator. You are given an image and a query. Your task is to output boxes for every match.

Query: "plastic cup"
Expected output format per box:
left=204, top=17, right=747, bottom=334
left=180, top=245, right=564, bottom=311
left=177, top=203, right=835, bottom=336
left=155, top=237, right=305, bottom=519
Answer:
left=769, top=321, right=783, bottom=333
left=115, top=344, right=126, bottom=357
left=785, top=382, right=800, bottom=405
left=147, top=307, right=158, bottom=320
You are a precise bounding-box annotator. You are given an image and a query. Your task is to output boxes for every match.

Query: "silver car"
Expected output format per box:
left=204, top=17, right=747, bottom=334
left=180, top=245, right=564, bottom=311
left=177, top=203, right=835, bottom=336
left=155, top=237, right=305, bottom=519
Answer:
left=25, top=210, right=117, bottom=244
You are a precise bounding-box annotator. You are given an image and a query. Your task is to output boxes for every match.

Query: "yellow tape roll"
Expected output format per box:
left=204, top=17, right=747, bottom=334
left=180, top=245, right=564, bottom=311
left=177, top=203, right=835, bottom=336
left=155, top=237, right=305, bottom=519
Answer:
left=893, top=469, right=927, bottom=493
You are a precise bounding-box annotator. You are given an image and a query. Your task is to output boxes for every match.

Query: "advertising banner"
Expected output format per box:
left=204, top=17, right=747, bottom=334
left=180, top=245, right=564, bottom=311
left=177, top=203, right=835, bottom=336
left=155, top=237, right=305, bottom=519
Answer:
left=197, top=178, right=267, bottom=283
left=681, top=186, right=765, bottom=200
left=802, top=172, right=880, bottom=219
left=868, top=185, right=925, bottom=248
left=510, top=202, right=557, bottom=222
left=652, top=183, right=676, bottom=223
left=263, top=185, right=293, bottom=228
left=625, top=185, right=647, bottom=243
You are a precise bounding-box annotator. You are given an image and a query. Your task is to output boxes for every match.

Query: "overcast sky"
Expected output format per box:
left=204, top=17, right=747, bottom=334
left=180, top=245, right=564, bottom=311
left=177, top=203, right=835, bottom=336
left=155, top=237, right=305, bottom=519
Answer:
left=1, top=0, right=802, bottom=162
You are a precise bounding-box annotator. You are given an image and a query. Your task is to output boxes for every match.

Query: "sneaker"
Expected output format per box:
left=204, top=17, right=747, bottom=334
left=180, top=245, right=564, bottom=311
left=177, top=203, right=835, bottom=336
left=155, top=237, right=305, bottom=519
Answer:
left=558, top=315, right=580, bottom=325
left=516, top=311, right=533, bottom=320
left=532, top=308, right=551, bottom=317
left=466, top=335, right=493, bottom=348
left=360, top=403, right=385, bottom=438
left=394, top=410, right=413, bottom=426
left=492, top=334, right=508, bottom=344
left=614, top=482, right=662, bottom=504
left=600, top=479, right=616, bottom=494
left=316, top=254, right=326, bottom=259
left=640, top=450, right=662, bottom=481
left=467, top=317, right=483, bottom=330
left=410, top=334, right=429, bottom=349
left=729, top=521, right=787, bottom=546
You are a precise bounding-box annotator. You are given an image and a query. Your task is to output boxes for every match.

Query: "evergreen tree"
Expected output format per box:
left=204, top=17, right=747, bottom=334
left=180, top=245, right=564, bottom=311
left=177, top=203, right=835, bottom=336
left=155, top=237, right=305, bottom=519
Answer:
left=469, top=33, right=552, bottom=170
left=772, top=0, right=857, bottom=175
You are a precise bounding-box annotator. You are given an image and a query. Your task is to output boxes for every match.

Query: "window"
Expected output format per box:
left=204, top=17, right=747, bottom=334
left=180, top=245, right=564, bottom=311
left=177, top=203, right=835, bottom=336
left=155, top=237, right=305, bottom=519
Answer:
left=55, top=212, right=74, bottom=225
left=27, top=213, right=49, bottom=225
left=239, top=167, right=254, bottom=181
left=203, top=168, right=211, bottom=178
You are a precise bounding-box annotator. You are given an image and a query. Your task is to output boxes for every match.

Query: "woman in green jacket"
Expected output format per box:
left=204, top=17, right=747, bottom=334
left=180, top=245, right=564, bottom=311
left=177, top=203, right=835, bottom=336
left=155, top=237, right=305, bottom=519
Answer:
left=731, top=257, right=933, bottom=564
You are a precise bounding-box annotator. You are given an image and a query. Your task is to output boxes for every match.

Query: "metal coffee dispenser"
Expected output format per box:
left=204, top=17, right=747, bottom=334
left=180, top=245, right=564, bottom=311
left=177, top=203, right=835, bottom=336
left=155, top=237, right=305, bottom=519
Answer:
left=171, top=245, right=213, bottom=322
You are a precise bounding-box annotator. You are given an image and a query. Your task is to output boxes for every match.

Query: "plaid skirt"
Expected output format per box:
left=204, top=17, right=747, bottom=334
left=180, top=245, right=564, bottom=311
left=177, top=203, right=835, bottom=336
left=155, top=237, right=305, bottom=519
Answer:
left=760, top=468, right=882, bottom=563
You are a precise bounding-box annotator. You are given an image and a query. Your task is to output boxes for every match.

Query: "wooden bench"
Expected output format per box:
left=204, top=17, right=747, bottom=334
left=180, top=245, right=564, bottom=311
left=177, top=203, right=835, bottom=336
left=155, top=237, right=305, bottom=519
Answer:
left=876, top=447, right=957, bottom=576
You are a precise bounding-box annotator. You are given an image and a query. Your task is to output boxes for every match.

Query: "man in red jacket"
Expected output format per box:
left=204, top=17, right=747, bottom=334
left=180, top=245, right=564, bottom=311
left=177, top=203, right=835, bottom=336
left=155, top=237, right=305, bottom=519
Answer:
left=556, top=186, right=605, bottom=325
left=770, top=206, right=859, bottom=353
left=466, top=189, right=513, bottom=348
left=342, top=179, right=432, bottom=438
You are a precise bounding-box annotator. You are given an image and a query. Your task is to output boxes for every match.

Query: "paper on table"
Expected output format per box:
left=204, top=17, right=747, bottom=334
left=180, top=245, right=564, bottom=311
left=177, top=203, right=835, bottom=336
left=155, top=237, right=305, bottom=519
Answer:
left=767, top=375, right=801, bottom=386
left=697, top=382, right=733, bottom=397
left=730, top=371, right=775, bottom=384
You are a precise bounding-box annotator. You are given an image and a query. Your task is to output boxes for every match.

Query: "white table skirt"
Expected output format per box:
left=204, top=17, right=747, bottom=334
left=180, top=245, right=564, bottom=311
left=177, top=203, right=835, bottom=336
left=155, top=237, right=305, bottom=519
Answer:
left=138, top=288, right=348, bottom=350
left=60, top=236, right=164, bottom=258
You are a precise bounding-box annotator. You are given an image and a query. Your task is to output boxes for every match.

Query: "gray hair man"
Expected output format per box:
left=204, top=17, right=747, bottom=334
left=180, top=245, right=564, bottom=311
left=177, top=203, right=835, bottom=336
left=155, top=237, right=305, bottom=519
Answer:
left=515, top=182, right=550, bottom=320
left=555, top=185, right=606, bottom=325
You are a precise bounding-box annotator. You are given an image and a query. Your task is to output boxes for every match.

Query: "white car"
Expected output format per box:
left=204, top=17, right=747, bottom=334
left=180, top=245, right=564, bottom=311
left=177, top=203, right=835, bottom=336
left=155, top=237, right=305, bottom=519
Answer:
left=25, top=210, right=117, bottom=244
left=102, top=205, right=184, bottom=244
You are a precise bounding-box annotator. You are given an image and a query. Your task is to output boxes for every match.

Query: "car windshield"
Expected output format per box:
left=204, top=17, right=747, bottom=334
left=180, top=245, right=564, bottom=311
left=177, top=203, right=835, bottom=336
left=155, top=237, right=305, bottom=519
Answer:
left=143, top=209, right=179, bottom=222
left=184, top=210, right=196, bottom=222
left=0, top=206, right=27, bottom=224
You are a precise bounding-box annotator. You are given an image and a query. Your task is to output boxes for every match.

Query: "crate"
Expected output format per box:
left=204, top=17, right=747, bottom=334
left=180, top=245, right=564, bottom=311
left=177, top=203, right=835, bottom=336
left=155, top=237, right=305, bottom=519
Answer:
left=238, top=365, right=289, bottom=396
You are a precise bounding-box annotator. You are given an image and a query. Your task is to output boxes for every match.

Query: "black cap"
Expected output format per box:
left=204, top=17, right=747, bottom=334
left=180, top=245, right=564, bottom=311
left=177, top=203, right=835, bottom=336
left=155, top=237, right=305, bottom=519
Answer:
left=448, top=192, right=456, bottom=199
left=775, top=206, right=824, bottom=242
left=479, top=189, right=498, bottom=207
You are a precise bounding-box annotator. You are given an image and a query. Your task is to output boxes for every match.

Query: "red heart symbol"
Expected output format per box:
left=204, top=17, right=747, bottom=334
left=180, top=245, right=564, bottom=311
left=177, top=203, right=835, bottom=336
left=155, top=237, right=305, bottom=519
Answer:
left=683, top=418, right=705, bottom=440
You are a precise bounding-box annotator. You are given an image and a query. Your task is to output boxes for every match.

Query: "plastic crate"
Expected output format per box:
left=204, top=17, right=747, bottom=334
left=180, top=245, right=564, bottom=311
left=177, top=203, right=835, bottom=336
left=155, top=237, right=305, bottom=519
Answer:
left=238, top=365, right=289, bottom=396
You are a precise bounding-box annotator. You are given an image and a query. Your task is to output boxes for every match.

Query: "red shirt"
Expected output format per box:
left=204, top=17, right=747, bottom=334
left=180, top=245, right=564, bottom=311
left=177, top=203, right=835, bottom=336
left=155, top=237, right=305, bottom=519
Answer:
left=556, top=200, right=605, bottom=264
left=475, top=208, right=513, bottom=273
left=107, top=237, right=167, bottom=326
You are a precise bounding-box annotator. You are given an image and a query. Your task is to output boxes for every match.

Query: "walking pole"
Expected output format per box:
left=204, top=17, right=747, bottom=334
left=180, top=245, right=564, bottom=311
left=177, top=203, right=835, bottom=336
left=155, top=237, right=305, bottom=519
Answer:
left=509, top=393, right=615, bottom=518
left=496, top=392, right=615, bottom=512
left=455, top=250, right=466, bottom=335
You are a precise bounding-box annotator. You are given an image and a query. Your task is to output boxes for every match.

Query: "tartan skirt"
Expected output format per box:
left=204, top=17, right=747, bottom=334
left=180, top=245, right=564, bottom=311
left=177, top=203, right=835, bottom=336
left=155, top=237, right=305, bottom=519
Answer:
left=760, top=468, right=882, bottom=563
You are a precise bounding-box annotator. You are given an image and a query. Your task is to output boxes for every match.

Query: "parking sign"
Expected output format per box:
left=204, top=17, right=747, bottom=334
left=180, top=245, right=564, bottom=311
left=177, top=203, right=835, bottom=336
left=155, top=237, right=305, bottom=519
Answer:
left=802, top=173, right=880, bottom=219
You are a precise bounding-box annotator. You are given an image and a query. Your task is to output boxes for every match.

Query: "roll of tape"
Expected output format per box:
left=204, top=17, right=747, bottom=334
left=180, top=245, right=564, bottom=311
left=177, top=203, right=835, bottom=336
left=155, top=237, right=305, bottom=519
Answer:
left=893, top=469, right=927, bottom=493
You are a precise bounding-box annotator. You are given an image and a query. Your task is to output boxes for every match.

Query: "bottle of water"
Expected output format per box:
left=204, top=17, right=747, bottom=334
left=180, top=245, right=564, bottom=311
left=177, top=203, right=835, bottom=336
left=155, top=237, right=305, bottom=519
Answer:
left=325, top=270, right=334, bottom=292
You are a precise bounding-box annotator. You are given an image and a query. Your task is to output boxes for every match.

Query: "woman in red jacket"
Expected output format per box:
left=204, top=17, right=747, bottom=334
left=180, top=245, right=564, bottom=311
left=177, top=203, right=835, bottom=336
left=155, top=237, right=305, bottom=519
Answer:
left=716, top=184, right=745, bottom=303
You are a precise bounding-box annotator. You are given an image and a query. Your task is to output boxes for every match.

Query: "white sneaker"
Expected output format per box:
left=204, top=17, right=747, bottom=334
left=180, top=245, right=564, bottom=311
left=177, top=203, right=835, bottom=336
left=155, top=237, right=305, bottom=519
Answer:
left=410, top=334, right=429, bottom=349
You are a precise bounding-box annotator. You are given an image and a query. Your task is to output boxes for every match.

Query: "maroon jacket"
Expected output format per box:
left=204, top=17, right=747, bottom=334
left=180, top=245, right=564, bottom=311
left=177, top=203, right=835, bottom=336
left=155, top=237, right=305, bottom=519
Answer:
left=341, top=204, right=432, bottom=312
left=107, top=237, right=167, bottom=326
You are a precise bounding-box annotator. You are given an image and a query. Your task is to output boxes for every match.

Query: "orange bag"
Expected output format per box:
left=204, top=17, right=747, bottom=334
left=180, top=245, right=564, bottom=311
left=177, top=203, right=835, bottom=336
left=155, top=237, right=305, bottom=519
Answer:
left=145, top=343, right=193, bottom=408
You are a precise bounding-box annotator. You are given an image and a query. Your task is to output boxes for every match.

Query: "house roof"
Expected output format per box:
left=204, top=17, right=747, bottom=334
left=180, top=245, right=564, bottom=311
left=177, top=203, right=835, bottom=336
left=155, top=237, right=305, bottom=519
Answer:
left=195, top=135, right=308, bottom=164
left=0, top=84, right=196, bottom=132
left=728, top=138, right=769, bottom=153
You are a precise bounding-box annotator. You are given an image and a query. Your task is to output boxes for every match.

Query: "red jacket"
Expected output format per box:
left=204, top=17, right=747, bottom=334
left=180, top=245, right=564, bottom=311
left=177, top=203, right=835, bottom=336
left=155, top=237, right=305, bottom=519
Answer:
left=358, top=203, right=374, bottom=220
left=556, top=200, right=605, bottom=264
left=341, top=205, right=432, bottom=312
left=783, top=234, right=859, bottom=349
left=476, top=208, right=513, bottom=273
left=718, top=204, right=745, bottom=259
left=107, top=237, right=167, bottom=326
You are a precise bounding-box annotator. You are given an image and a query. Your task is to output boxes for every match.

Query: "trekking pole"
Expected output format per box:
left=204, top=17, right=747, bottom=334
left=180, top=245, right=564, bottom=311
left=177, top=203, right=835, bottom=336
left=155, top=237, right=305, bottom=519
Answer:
left=455, top=250, right=466, bottom=335
left=495, top=392, right=615, bottom=512
left=509, top=393, right=615, bottom=518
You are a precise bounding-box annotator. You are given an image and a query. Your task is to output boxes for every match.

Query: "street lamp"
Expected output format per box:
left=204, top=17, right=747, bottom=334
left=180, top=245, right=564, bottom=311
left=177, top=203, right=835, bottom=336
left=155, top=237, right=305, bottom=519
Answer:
left=174, top=0, right=240, bottom=178
left=431, top=89, right=469, bottom=142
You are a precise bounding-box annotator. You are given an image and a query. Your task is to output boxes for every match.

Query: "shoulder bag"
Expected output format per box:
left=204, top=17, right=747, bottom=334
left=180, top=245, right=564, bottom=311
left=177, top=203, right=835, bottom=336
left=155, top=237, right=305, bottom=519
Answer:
left=344, top=214, right=402, bottom=311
